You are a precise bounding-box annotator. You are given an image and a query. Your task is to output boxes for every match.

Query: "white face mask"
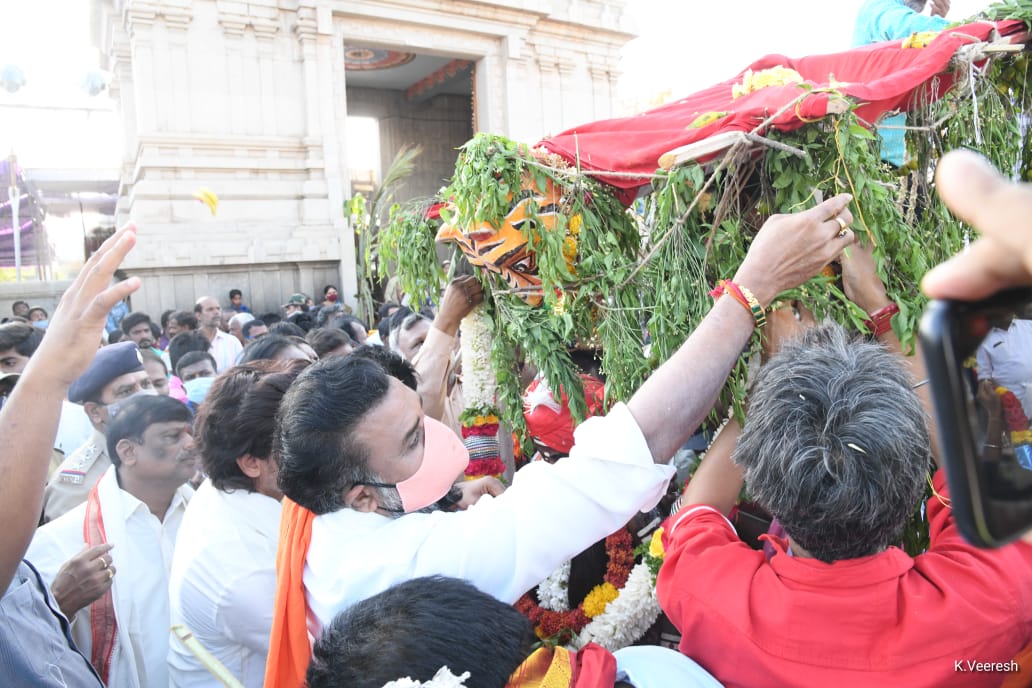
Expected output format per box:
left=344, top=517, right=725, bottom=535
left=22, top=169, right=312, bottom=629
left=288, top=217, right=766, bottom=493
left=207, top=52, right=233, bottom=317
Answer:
left=183, top=376, right=216, bottom=405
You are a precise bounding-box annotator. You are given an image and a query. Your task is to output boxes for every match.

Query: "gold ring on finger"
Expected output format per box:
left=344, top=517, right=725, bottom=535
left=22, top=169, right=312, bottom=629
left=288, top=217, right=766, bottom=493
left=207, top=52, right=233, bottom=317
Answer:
left=100, top=557, right=109, bottom=570
left=834, top=216, right=848, bottom=232
left=108, top=568, right=114, bottom=580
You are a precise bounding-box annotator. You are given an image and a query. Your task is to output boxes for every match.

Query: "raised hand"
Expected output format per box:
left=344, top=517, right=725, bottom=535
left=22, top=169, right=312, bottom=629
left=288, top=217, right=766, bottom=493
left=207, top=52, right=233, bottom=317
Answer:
left=434, top=275, right=485, bottom=337
left=923, top=151, right=1032, bottom=300
left=735, top=194, right=855, bottom=307
left=25, top=223, right=141, bottom=387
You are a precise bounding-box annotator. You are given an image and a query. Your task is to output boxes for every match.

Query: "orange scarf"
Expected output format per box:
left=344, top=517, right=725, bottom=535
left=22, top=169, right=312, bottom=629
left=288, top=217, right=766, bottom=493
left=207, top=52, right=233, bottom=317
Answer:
left=84, top=483, right=117, bottom=685
left=506, top=643, right=616, bottom=688
left=264, top=497, right=316, bottom=688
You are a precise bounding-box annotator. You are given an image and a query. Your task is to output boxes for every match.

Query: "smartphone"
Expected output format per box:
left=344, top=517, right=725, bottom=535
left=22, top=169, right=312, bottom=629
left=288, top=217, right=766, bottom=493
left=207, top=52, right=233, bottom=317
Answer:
left=920, top=287, right=1032, bottom=547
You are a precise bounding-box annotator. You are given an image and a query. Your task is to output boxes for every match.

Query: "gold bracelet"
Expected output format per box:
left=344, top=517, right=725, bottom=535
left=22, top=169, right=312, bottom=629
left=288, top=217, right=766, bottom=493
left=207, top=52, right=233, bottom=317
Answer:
left=736, top=284, right=766, bottom=329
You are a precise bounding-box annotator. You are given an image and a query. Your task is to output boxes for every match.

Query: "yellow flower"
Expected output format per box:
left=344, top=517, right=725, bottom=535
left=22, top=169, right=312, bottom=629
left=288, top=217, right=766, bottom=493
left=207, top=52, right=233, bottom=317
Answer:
left=582, top=583, right=619, bottom=618
left=901, top=31, right=940, bottom=49
left=649, top=527, right=665, bottom=559
left=687, top=111, right=728, bottom=129
left=562, top=236, right=578, bottom=262
left=472, top=414, right=499, bottom=426
left=568, top=215, right=583, bottom=236
left=731, top=66, right=804, bottom=99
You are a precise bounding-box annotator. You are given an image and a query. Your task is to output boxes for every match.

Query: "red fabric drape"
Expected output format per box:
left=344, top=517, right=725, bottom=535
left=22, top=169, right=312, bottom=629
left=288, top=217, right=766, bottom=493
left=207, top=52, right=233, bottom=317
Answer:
left=539, top=21, right=1025, bottom=199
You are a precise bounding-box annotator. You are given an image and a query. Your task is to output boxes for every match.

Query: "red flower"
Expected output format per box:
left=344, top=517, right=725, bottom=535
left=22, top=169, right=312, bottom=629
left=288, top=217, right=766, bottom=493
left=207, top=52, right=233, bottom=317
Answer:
left=998, top=388, right=1030, bottom=432
left=515, top=526, right=637, bottom=642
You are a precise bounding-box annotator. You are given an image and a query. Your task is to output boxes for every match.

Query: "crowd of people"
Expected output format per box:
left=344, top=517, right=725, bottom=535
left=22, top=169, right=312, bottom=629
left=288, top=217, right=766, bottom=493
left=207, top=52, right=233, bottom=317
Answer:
left=2, top=148, right=1032, bottom=688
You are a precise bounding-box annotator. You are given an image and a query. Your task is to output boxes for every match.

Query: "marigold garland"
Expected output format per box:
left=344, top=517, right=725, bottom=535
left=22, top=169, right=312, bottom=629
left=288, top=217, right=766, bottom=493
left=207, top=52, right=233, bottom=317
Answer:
left=515, top=528, right=634, bottom=643
left=582, top=583, right=619, bottom=618
left=997, top=386, right=1032, bottom=445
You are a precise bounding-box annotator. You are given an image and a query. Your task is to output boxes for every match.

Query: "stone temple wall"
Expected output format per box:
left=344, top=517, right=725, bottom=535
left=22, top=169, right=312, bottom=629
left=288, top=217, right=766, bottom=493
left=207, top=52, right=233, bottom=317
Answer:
left=93, top=0, right=633, bottom=317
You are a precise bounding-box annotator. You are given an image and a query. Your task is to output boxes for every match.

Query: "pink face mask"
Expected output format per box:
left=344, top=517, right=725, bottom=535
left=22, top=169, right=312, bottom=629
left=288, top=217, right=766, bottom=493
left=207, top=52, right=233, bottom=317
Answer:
left=360, top=416, right=470, bottom=513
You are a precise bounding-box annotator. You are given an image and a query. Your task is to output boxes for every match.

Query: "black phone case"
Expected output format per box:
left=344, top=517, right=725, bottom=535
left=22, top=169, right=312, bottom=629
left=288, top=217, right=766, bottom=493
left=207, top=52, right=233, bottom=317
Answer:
left=919, top=288, right=1032, bottom=547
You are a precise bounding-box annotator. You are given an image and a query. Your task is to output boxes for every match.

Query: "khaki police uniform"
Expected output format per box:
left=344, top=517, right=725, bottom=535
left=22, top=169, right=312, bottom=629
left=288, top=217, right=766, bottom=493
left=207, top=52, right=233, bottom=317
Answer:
left=42, top=430, right=109, bottom=523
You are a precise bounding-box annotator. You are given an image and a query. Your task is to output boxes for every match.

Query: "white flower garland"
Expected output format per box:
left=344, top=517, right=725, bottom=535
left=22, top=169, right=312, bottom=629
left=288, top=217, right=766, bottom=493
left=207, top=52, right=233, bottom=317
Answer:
left=568, top=560, right=662, bottom=652
left=531, top=554, right=662, bottom=652
left=536, top=560, right=572, bottom=611
left=383, top=667, right=470, bottom=688
left=459, top=305, right=495, bottom=409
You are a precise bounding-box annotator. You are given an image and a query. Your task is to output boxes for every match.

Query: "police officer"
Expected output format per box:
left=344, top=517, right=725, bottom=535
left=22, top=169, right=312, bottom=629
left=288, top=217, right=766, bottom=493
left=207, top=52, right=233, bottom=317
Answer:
left=42, top=341, right=156, bottom=522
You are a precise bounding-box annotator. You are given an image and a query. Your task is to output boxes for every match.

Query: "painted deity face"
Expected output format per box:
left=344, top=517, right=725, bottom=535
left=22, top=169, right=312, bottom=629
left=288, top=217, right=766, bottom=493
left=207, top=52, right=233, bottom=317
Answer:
left=436, top=175, right=571, bottom=307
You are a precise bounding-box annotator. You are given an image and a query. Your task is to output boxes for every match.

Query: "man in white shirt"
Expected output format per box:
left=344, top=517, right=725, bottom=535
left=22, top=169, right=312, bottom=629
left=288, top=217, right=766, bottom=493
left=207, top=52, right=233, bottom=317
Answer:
left=977, top=317, right=1032, bottom=418
left=168, top=359, right=309, bottom=688
left=44, top=340, right=158, bottom=522
left=194, top=296, right=242, bottom=372
left=265, top=193, right=860, bottom=685
left=28, top=395, right=198, bottom=688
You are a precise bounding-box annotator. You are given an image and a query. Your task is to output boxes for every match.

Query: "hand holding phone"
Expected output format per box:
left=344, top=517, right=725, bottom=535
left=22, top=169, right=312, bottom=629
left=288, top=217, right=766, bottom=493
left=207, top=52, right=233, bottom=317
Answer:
left=920, top=288, right=1032, bottom=546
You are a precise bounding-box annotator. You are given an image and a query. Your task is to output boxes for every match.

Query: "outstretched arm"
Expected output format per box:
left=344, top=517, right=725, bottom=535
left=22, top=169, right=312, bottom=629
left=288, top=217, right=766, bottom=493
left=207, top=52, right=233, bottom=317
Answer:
left=0, top=224, right=139, bottom=591
left=842, top=240, right=941, bottom=467
left=412, top=276, right=483, bottom=420
left=628, top=194, right=856, bottom=463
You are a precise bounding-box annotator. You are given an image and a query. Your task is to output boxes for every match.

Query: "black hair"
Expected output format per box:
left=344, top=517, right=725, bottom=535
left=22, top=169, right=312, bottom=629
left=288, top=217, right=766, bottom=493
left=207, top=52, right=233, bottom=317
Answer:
left=379, top=305, right=411, bottom=342
left=349, top=345, right=417, bottom=391
left=268, top=321, right=306, bottom=338
left=260, top=312, right=282, bottom=326
left=168, top=310, right=199, bottom=331
left=176, top=351, right=218, bottom=379
left=195, top=359, right=308, bottom=492
left=290, top=313, right=315, bottom=333
left=160, top=309, right=175, bottom=329
left=27, top=307, right=48, bottom=320
left=330, top=314, right=368, bottom=342
left=305, top=328, right=353, bottom=358
left=107, top=395, right=192, bottom=467
left=377, top=302, right=400, bottom=322
left=242, top=319, right=267, bottom=339
left=11, top=300, right=28, bottom=312
left=121, top=311, right=152, bottom=335
left=307, top=576, right=535, bottom=688
left=0, top=322, right=44, bottom=357
left=323, top=284, right=337, bottom=296
left=229, top=289, right=242, bottom=300
left=276, top=356, right=392, bottom=514
left=239, top=334, right=302, bottom=364
left=168, top=331, right=211, bottom=372
left=107, top=331, right=125, bottom=344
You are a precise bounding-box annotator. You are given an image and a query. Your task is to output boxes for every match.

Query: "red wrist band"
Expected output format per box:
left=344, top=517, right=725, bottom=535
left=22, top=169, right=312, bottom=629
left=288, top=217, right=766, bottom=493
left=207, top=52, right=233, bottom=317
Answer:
left=864, top=302, right=899, bottom=337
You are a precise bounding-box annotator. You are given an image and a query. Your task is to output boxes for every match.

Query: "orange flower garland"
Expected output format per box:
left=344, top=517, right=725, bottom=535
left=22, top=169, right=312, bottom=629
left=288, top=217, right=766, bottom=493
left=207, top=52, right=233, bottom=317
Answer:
left=515, top=528, right=634, bottom=643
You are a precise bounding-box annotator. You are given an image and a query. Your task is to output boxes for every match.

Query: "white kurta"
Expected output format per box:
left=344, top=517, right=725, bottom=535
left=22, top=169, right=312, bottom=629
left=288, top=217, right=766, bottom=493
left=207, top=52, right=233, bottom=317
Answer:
left=26, top=466, right=192, bottom=688
left=168, top=481, right=282, bottom=688
left=304, top=402, right=675, bottom=635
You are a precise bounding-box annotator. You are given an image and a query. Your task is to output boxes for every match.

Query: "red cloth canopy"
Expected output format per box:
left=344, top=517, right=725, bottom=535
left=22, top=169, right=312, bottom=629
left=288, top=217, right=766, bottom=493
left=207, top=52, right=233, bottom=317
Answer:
left=540, top=20, right=1025, bottom=198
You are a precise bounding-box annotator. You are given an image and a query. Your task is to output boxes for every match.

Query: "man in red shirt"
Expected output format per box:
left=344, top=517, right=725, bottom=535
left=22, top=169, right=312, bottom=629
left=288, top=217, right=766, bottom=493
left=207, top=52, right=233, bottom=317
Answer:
left=658, top=252, right=1032, bottom=687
